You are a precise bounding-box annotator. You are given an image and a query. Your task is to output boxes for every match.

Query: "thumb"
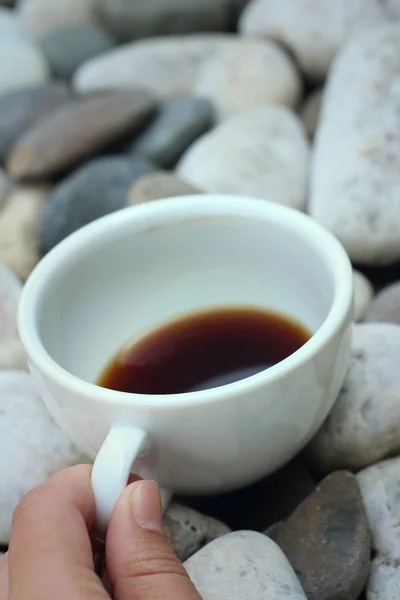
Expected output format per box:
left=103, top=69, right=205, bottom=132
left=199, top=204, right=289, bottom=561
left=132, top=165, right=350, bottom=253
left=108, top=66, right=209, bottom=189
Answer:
left=106, top=480, right=202, bottom=600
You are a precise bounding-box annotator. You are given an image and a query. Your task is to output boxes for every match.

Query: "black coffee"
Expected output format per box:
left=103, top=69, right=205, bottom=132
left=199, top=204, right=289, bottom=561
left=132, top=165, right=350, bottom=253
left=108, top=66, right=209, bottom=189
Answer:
left=97, top=307, right=311, bottom=395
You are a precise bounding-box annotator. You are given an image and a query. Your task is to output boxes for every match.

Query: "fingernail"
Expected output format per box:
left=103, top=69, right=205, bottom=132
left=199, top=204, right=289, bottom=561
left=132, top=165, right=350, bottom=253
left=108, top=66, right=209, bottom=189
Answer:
left=130, top=480, right=164, bottom=532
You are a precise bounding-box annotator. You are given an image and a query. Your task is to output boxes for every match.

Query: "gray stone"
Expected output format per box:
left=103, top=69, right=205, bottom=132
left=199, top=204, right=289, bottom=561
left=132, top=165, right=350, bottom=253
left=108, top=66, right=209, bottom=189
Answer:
left=7, top=90, right=156, bottom=180
left=0, top=6, right=27, bottom=38
left=269, top=471, right=371, bottom=600
left=0, top=83, right=71, bottom=162
left=310, top=24, right=400, bottom=265
left=0, top=34, right=48, bottom=95
left=239, top=0, right=400, bottom=82
left=73, top=35, right=301, bottom=116
left=0, top=370, right=88, bottom=544
left=95, top=0, right=239, bottom=41
left=299, top=88, right=323, bottom=139
left=194, top=38, right=301, bottom=120
left=357, top=458, right=400, bottom=600
left=0, top=168, right=11, bottom=209
left=308, top=323, right=400, bottom=473
left=17, top=0, right=98, bottom=39
left=178, top=105, right=309, bottom=210
left=0, top=264, right=21, bottom=342
left=40, top=23, right=115, bottom=80
left=128, top=171, right=202, bottom=205
left=365, top=281, right=400, bottom=325
left=0, top=186, right=49, bottom=280
left=131, top=97, right=214, bottom=168
left=184, top=530, right=307, bottom=599
left=163, top=503, right=230, bottom=562
left=354, top=270, right=373, bottom=322
left=39, top=156, right=155, bottom=252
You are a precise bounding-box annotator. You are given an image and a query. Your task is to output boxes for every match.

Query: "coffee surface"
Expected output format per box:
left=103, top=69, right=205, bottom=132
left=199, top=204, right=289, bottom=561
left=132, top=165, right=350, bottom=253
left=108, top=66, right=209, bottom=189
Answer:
left=97, top=307, right=311, bottom=395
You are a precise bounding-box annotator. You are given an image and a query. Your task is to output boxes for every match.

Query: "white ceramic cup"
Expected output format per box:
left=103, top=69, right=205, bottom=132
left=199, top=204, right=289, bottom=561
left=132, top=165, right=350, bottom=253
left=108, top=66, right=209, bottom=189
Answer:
left=18, top=195, right=353, bottom=533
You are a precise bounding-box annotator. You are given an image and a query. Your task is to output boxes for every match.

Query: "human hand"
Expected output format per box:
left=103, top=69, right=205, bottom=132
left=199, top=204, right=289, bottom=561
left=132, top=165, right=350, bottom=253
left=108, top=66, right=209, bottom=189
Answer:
left=0, top=465, right=202, bottom=599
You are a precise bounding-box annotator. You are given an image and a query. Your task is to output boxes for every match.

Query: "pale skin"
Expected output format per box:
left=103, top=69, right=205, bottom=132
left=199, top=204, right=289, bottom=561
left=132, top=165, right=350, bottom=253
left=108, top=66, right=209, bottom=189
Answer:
left=0, top=465, right=202, bottom=600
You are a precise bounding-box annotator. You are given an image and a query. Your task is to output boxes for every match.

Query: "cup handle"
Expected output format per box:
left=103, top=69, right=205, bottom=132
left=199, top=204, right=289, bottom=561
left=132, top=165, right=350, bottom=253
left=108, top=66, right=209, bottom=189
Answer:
left=91, top=423, right=171, bottom=534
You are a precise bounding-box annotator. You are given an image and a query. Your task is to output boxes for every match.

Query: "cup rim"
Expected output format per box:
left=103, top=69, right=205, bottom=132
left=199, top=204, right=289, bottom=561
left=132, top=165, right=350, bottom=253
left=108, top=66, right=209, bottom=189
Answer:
left=18, top=194, right=353, bottom=408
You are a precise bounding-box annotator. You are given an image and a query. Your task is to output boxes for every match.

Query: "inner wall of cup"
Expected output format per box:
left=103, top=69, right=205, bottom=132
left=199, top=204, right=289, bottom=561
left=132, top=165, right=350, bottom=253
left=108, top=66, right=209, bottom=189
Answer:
left=36, top=214, right=335, bottom=383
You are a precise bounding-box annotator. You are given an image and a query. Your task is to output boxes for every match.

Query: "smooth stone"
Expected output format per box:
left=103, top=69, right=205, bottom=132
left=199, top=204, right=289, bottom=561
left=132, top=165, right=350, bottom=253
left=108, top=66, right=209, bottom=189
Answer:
left=184, top=531, right=307, bottom=599
left=0, top=35, right=48, bottom=95
left=73, top=35, right=301, bottom=115
left=0, top=337, right=28, bottom=370
left=95, top=0, right=239, bottom=42
left=310, top=24, right=400, bottom=266
left=0, top=6, right=28, bottom=39
left=0, top=186, right=48, bottom=279
left=0, top=264, right=27, bottom=371
left=354, top=270, right=374, bottom=322
left=194, top=38, right=301, bottom=119
left=40, top=23, right=115, bottom=80
left=7, top=90, right=156, bottom=180
left=357, top=458, right=400, bottom=599
left=131, top=97, right=214, bottom=168
left=163, top=502, right=231, bottom=562
left=128, top=171, right=202, bottom=205
left=74, top=34, right=229, bottom=97
left=0, top=264, right=22, bottom=341
left=0, top=83, right=71, bottom=162
left=365, top=281, right=400, bottom=325
left=178, top=105, right=309, bottom=210
left=239, top=0, right=400, bottom=82
left=39, top=156, right=155, bottom=252
left=0, top=370, right=88, bottom=544
left=269, top=471, right=371, bottom=600
left=0, top=168, right=11, bottom=209
left=299, top=88, right=323, bottom=139
left=308, top=323, right=400, bottom=473
left=17, top=0, right=98, bottom=39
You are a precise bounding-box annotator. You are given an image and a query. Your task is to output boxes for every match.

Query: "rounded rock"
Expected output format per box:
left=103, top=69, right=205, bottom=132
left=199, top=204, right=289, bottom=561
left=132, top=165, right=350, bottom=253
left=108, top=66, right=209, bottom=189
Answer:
left=365, top=281, right=400, bottom=325
left=128, top=171, right=202, bottom=205
left=39, top=156, right=155, bottom=252
left=308, top=323, right=400, bottom=473
left=0, top=370, right=88, bottom=544
left=17, top=0, right=98, bottom=39
left=0, top=337, right=28, bottom=371
left=268, top=471, right=371, bottom=600
left=40, top=23, right=115, bottom=80
left=131, top=97, right=215, bottom=168
left=163, top=502, right=230, bottom=562
left=310, top=24, right=400, bottom=265
left=194, top=38, right=301, bottom=119
left=357, top=457, right=400, bottom=599
left=0, top=168, right=12, bottom=209
left=7, top=90, right=156, bottom=180
left=178, top=105, right=309, bottom=210
left=0, top=186, right=48, bottom=280
left=239, top=0, right=400, bottom=82
left=0, top=82, right=71, bottom=162
left=0, top=264, right=22, bottom=341
left=184, top=530, right=307, bottom=599
left=0, top=36, right=48, bottom=95
left=354, top=270, right=374, bottom=322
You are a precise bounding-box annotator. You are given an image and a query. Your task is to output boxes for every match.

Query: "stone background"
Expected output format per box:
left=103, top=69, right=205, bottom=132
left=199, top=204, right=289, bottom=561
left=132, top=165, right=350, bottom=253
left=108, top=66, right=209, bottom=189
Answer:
left=2, top=1, right=400, bottom=599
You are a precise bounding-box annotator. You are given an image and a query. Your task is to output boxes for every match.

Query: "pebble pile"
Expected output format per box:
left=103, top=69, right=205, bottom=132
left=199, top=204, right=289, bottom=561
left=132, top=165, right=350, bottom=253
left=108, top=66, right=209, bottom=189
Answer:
left=2, top=1, right=400, bottom=598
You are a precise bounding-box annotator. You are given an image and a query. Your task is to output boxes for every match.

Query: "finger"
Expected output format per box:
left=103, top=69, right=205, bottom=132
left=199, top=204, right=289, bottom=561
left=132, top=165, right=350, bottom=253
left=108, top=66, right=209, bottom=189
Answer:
left=0, top=553, right=8, bottom=600
left=8, top=464, right=109, bottom=600
left=106, top=480, right=202, bottom=600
